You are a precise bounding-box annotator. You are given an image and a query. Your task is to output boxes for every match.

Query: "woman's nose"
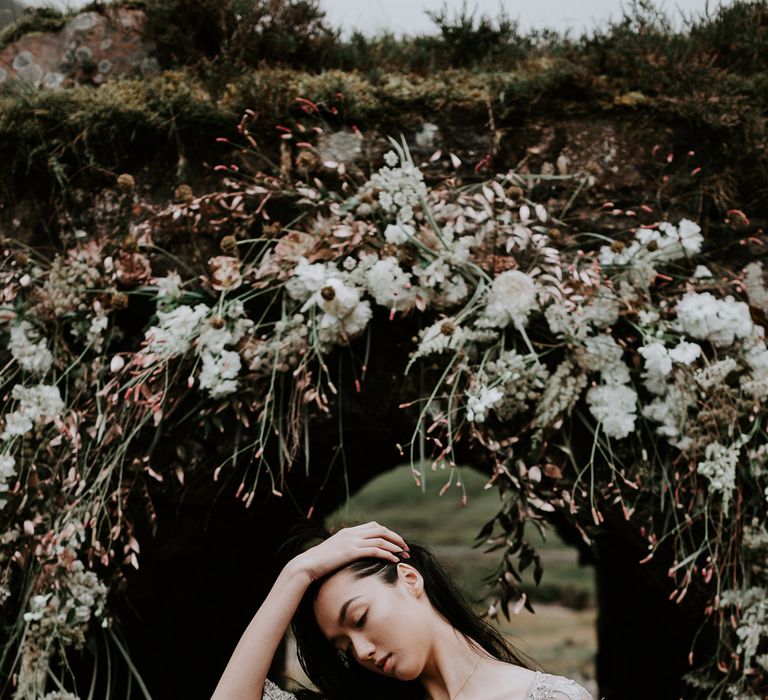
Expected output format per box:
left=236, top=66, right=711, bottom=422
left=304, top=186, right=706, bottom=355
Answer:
left=352, top=636, right=375, bottom=661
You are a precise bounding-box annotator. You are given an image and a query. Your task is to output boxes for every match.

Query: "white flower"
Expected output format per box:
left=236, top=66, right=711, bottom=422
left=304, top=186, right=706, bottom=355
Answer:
left=365, top=257, right=417, bottom=311
left=743, top=327, right=768, bottom=374
left=743, top=261, right=768, bottom=312
left=598, top=218, right=702, bottom=267
left=465, top=385, right=503, bottom=423
left=675, top=292, right=753, bottom=347
left=316, top=300, right=372, bottom=350
left=638, top=342, right=672, bottom=394
left=697, top=439, right=745, bottom=510
left=637, top=309, right=660, bottom=327
left=23, top=592, right=51, bottom=622
left=0, top=454, right=15, bottom=482
left=2, top=384, right=66, bottom=441
left=224, top=299, right=246, bottom=319
left=367, top=153, right=427, bottom=223
left=285, top=257, right=342, bottom=303
left=1, top=384, right=65, bottom=440
left=694, top=358, right=738, bottom=389
left=198, top=349, right=241, bottom=399
left=412, top=319, right=465, bottom=359
left=86, top=314, right=109, bottom=349
left=9, top=321, right=53, bottom=375
left=143, top=304, right=209, bottom=358
left=586, top=383, right=638, bottom=439
left=383, top=150, right=399, bottom=167
left=0, top=411, right=33, bottom=440
left=154, top=271, right=183, bottom=300
left=313, top=278, right=362, bottom=319
left=669, top=340, right=702, bottom=365
left=416, top=258, right=451, bottom=289
left=642, top=384, right=694, bottom=450
left=383, top=223, right=414, bottom=245
left=693, top=265, right=713, bottom=279
left=578, top=334, right=632, bottom=389
left=435, top=274, right=469, bottom=308
left=477, top=270, right=538, bottom=328
left=584, top=290, right=620, bottom=328
left=636, top=219, right=703, bottom=262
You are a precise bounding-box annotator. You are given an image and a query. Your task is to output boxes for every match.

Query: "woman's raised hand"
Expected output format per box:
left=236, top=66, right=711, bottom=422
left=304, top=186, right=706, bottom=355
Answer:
left=290, top=521, right=410, bottom=583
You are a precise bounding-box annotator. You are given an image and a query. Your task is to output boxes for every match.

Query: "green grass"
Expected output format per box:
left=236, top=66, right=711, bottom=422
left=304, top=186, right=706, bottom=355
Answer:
left=328, top=464, right=595, bottom=606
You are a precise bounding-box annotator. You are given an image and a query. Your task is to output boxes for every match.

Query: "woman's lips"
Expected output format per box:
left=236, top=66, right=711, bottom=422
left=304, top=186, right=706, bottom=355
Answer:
left=382, top=653, right=393, bottom=673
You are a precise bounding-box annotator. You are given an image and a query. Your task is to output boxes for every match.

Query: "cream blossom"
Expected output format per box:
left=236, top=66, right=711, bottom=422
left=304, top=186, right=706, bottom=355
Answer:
left=586, top=383, right=638, bottom=440
left=675, top=292, right=753, bottom=347
left=313, top=278, right=363, bottom=318
left=316, top=300, right=372, bottom=350
left=477, top=270, right=538, bottom=328
left=465, top=385, right=504, bottom=423
left=9, top=321, right=53, bottom=375
left=365, top=257, right=418, bottom=311
left=669, top=340, right=702, bottom=365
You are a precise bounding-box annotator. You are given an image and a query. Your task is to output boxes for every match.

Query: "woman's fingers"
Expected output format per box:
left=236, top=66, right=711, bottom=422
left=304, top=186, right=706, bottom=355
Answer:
left=359, top=537, right=406, bottom=554
left=357, top=522, right=409, bottom=551
left=359, top=546, right=401, bottom=562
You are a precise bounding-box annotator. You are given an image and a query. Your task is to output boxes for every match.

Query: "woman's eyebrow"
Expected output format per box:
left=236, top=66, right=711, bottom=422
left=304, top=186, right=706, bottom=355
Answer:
left=338, top=596, right=361, bottom=626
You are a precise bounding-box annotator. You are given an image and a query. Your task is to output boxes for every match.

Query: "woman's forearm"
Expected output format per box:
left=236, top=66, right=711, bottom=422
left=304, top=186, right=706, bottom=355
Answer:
left=211, top=561, right=311, bottom=700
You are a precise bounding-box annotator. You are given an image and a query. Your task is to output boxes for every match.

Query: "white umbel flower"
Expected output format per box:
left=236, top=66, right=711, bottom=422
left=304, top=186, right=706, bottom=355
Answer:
left=198, top=349, right=241, bottom=398
left=586, top=383, right=638, bottom=439
left=669, top=340, right=702, bottom=365
left=1, top=384, right=64, bottom=441
left=638, top=342, right=672, bottom=394
left=383, top=223, right=414, bottom=245
left=9, top=321, right=53, bottom=375
left=477, top=270, right=538, bottom=328
left=365, top=257, right=417, bottom=311
left=675, top=292, right=753, bottom=347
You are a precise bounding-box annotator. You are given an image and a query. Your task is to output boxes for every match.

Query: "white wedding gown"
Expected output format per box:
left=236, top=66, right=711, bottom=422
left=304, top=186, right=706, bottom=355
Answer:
left=262, top=670, right=594, bottom=699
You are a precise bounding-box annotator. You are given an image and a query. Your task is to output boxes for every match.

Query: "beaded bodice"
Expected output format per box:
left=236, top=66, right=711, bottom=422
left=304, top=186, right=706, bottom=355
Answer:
left=262, top=672, right=593, bottom=700
left=525, top=671, right=593, bottom=699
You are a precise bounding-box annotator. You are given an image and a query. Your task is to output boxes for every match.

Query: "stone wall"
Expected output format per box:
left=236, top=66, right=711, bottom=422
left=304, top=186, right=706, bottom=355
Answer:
left=0, top=6, right=157, bottom=89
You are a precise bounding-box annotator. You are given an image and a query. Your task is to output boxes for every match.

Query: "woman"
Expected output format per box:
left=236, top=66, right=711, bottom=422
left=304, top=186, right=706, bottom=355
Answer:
left=212, top=521, right=593, bottom=700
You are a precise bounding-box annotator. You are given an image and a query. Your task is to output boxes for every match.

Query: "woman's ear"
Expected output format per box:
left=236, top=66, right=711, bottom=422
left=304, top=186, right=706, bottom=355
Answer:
left=396, top=562, right=424, bottom=597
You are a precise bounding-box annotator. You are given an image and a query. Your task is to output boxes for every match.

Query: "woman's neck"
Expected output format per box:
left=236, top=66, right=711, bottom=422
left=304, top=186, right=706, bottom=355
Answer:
left=417, top=619, right=492, bottom=700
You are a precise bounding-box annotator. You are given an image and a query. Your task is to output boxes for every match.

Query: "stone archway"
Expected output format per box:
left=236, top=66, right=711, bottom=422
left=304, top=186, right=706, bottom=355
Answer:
left=80, top=308, right=713, bottom=700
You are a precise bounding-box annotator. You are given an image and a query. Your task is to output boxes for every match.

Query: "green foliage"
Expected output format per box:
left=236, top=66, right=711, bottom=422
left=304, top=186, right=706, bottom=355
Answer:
left=0, top=70, right=229, bottom=206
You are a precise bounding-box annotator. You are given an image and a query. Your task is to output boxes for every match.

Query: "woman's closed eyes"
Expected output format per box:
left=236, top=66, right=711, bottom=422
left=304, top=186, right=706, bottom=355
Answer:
left=334, top=609, right=368, bottom=655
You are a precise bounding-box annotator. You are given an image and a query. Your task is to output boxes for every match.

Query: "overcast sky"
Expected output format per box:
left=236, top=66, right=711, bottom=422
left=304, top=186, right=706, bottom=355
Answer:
left=21, top=0, right=733, bottom=36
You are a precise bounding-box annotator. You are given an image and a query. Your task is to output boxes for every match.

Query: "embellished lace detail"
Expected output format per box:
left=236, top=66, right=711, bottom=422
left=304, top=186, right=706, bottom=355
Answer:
left=262, top=678, right=298, bottom=700
left=260, top=672, right=592, bottom=700
left=525, top=671, right=593, bottom=700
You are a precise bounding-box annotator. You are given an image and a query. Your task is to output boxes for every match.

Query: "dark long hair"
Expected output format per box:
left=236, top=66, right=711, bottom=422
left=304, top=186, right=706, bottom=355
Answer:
left=288, top=532, right=540, bottom=700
